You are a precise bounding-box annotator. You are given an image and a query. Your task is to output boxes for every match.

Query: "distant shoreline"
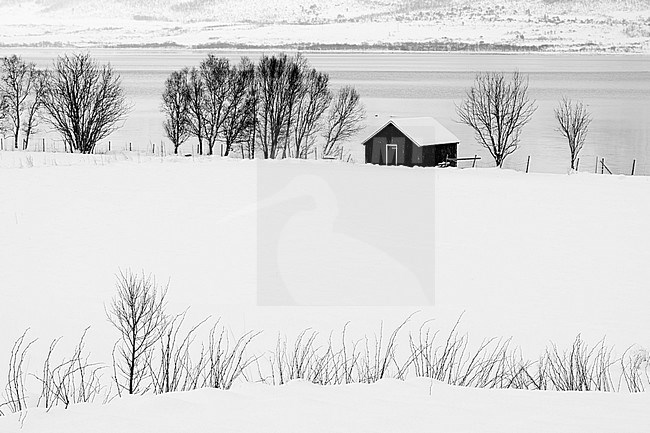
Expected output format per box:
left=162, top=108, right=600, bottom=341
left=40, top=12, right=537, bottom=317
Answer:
left=0, top=41, right=648, bottom=55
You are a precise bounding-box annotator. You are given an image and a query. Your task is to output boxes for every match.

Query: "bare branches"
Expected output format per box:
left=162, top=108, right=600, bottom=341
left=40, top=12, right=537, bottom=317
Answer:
left=3, top=315, right=650, bottom=415
left=21, top=68, right=48, bottom=149
left=165, top=54, right=361, bottom=160
left=106, top=269, right=168, bottom=395
left=221, top=58, right=256, bottom=157
left=292, top=68, right=332, bottom=159
left=539, top=335, right=614, bottom=391
left=148, top=311, right=208, bottom=394
left=620, top=346, right=649, bottom=393
left=186, top=66, right=205, bottom=155
left=34, top=328, right=106, bottom=410
left=43, top=53, right=130, bottom=154
left=199, top=56, right=231, bottom=155
left=0, top=55, right=44, bottom=150
left=322, top=86, right=366, bottom=159
left=161, top=68, right=191, bottom=154
left=555, top=96, right=592, bottom=170
left=199, top=322, right=261, bottom=390
left=2, top=330, right=36, bottom=414
left=255, top=53, right=304, bottom=159
left=457, top=71, right=537, bottom=167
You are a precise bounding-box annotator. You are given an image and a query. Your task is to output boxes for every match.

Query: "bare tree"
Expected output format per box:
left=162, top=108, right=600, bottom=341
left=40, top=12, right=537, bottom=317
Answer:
left=292, top=68, right=331, bottom=158
left=43, top=53, right=130, bottom=154
left=186, top=67, right=205, bottom=155
left=106, top=269, right=168, bottom=395
left=554, top=96, right=592, bottom=170
left=221, top=58, right=255, bottom=157
left=255, top=54, right=303, bottom=159
left=0, top=55, right=39, bottom=149
left=200, top=55, right=231, bottom=155
left=0, top=94, right=8, bottom=140
left=243, top=73, right=258, bottom=160
left=322, top=86, right=366, bottom=158
left=161, top=68, right=191, bottom=154
left=21, top=69, right=48, bottom=149
left=280, top=55, right=306, bottom=158
left=456, top=71, right=537, bottom=167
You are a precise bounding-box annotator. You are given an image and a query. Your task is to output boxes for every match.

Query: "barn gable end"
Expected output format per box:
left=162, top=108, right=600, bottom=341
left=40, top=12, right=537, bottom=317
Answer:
left=361, top=117, right=459, bottom=167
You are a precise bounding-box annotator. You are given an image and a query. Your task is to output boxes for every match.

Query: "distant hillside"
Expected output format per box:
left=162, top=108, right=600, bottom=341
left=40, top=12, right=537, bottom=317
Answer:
left=2, top=0, right=649, bottom=23
left=0, top=0, right=647, bottom=51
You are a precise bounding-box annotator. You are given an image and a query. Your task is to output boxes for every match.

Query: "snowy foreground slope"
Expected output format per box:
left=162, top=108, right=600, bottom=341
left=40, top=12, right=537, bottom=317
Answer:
left=1, top=152, right=650, bottom=430
left=3, top=379, right=650, bottom=433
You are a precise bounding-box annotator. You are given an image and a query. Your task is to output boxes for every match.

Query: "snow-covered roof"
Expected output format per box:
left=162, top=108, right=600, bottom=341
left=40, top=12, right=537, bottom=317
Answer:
left=361, top=117, right=459, bottom=147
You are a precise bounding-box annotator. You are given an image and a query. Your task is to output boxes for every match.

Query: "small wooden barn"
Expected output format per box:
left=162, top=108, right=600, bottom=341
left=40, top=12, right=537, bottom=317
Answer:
left=361, top=117, right=459, bottom=167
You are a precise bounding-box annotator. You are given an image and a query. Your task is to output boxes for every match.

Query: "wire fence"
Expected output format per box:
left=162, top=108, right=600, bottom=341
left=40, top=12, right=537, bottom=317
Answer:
left=0, top=136, right=644, bottom=177
left=455, top=154, right=642, bottom=177
left=0, top=136, right=206, bottom=158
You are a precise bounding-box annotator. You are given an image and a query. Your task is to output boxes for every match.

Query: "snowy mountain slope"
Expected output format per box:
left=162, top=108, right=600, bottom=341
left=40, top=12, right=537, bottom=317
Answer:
left=0, top=0, right=647, bottom=50
left=2, top=0, right=646, bottom=23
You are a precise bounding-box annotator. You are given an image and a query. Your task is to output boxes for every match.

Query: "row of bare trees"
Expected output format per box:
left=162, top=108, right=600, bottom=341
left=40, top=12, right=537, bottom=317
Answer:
left=0, top=54, right=130, bottom=154
left=0, top=56, right=48, bottom=151
left=457, top=71, right=592, bottom=170
left=1, top=54, right=591, bottom=167
left=161, top=53, right=365, bottom=159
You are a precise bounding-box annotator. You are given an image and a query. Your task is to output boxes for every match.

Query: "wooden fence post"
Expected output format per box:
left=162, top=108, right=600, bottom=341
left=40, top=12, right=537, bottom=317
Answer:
left=601, top=158, right=604, bottom=174
left=631, top=159, right=636, bottom=176
left=42, top=138, right=45, bottom=152
left=129, top=142, right=132, bottom=152
left=595, top=156, right=598, bottom=174
left=472, top=154, right=477, bottom=168
left=525, top=155, right=530, bottom=173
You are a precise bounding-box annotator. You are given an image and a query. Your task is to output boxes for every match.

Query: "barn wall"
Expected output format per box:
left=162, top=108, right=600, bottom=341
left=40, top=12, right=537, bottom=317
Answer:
left=422, top=146, right=436, bottom=166
left=412, top=144, right=423, bottom=165
left=371, top=136, right=387, bottom=164
left=365, top=124, right=418, bottom=166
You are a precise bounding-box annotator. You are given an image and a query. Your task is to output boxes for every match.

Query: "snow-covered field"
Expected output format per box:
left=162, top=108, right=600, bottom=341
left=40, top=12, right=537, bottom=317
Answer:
left=5, top=379, right=650, bottom=433
left=1, top=151, right=650, bottom=430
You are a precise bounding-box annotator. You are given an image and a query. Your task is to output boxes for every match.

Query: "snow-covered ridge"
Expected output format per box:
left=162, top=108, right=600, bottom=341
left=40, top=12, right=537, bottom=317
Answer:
left=0, top=0, right=648, bottom=51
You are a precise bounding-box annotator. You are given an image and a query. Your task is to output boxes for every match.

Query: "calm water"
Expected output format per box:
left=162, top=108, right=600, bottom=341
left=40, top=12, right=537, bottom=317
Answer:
left=2, top=49, right=649, bottom=174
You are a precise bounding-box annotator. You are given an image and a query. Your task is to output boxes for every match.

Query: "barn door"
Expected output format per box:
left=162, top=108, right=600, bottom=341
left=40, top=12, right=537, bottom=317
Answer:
left=386, top=144, right=397, bottom=166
